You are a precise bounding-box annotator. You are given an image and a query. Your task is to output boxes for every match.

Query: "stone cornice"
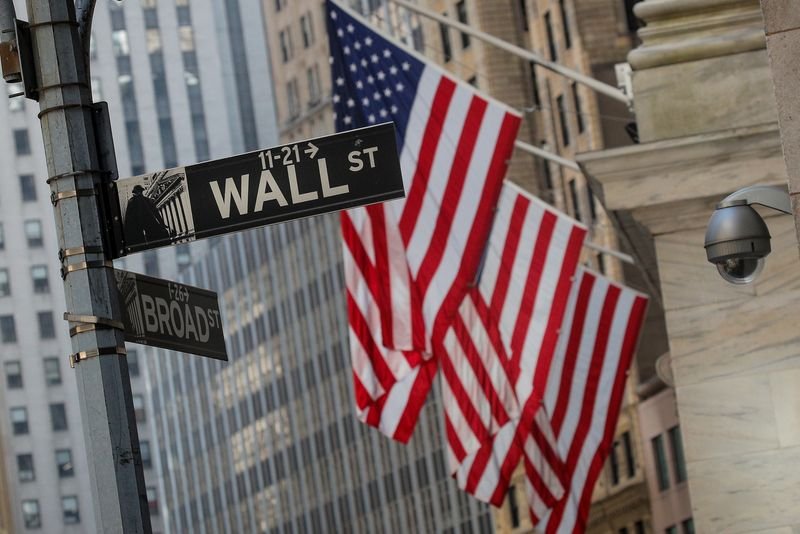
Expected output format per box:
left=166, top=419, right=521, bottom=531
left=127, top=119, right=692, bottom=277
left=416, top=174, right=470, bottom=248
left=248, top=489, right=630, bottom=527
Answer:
left=629, top=0, right=765, bottom=70
left=576, top=123, right=787, bottom=232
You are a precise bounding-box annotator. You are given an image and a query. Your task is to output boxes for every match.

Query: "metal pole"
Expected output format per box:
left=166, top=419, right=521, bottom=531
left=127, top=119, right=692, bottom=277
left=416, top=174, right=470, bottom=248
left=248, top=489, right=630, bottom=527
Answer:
left=22, top=0, right=151, bottom=531
left=513, top=139, right=580, bottom=171
left=385, top=0, right=631, bottom=105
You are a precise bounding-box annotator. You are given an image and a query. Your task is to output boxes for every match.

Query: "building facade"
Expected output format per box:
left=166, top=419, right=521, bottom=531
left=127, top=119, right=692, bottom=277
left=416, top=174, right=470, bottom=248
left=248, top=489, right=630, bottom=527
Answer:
left=0, top=0, right=277, bottom=530
left=579, top=0, right=800, bottom=531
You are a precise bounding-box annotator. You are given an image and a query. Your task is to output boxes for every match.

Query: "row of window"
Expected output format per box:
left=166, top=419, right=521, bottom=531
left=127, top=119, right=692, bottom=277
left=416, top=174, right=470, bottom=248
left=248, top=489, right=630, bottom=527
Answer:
left=17, top=449, right=74, bottom=481
left=10, top=404, right=68, bottom=435
left=665, top=517, right=694, bottom=534
left=5, top=358, right=61, bottom=388
left=0, top=219, right=43, bottom=249
left=438, top=0, right=471, bottom=63
left=6, top=352, right=139, bottom=390
left=22, top=497, right=80, bottom=529
left=9, top=397, right=145, bottom=437
left=0, top=311, right=57, bottom=343
left=0, top=265, right=50, bottom=296
left=653, top=425, right=687, bottom=491
left=278, top=10, right=316, bottom=64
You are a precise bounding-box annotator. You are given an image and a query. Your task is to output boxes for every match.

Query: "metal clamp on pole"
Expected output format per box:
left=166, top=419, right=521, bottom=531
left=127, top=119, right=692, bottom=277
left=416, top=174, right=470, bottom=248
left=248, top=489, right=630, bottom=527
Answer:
left=60, top=259, right=113, bottom=280
left=51, top=187, right=97, bottom=206
left=69, top=346, right=127, bottom=368
left=63, top=312, right=125, bottom=337
left=46, top=169, right=105, bottom=185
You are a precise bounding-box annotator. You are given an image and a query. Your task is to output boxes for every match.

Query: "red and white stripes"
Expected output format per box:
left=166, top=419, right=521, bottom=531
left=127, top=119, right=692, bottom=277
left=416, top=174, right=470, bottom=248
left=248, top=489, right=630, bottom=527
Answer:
left=342, top=63, right=521, bottom=442
left=439, top=184, right=586, bottom=508
left=531, top=269, right=648, bottom=531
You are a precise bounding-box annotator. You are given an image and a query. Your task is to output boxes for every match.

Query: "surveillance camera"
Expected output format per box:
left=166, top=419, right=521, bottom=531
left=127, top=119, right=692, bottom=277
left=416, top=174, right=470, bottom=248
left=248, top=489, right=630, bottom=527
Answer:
left=704, top=202, right=770, bottom=284
left=704, top=185, right=790, bottom=285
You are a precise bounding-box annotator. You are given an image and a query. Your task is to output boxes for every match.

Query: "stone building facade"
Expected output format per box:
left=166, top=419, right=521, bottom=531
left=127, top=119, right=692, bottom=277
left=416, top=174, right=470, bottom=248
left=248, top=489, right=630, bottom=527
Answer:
left=579, top=0, right=800, bottom=531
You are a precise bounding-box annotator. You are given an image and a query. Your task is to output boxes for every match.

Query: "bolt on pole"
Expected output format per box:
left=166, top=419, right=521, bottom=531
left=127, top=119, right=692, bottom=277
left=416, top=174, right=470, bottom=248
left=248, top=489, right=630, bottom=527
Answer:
left=21, top=0, right=151, bottom=531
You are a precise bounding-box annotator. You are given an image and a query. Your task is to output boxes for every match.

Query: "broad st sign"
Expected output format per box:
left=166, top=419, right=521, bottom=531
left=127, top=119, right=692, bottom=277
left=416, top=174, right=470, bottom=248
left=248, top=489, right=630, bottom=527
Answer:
left=114, top=270, right=227, bottom=361
left=113, top=122, right=404, bottom=256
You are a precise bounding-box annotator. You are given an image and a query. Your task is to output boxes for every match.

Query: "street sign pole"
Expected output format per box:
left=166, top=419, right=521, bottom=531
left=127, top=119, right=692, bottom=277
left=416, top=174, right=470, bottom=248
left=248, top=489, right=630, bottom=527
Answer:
left=22, top=1, right=151, bottom=531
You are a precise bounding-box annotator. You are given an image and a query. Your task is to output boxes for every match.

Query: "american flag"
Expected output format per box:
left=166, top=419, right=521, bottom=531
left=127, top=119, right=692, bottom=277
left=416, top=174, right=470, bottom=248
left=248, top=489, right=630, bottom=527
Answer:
left=531, top=268, right=648, bottom=530
left=328, top=0, right=522, bottom=441
left=438, top=183, right=586, bottom=507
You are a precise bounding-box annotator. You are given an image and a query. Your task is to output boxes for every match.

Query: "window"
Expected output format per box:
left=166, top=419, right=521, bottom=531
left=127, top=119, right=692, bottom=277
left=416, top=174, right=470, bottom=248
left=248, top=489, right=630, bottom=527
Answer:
left=668, top=426, right=687, bottom=483
left=44, top=357, right=61, bottom=385
left=177, top=5, right=191, bottom=26
left=144, top=251, right=159, bottom=277
left=24, top=220, right=43, bottom=248
left=572, top=82, right=585, bottom=133
left=622, top=431, right=636, bottom=477
left=56, top=449, right=74, bottom=478
left=507, top=485, right=520, bottom=528
left=274, top=0, right=286, bottom=11
left=62, top=496, right=80, bottom=525
left=91, top=77, right=103, bottom=101
left=143, top=7, right=158, bottom=29
left=31, top=266, right=49, bottom=294
left=133, top=394, right=146, bottom=422
left=666, top=526, right=677, bottom=534
left=455, top=1, right=470, bottom=48
left=38, top=311, right=56, bottom=339
left=0, top=223, right=5, bottom=249
left=609, top=439, right=620, bottom=485
left=635, top=520, right=646, bottom=534
left=140, top=440, right=152, bottom=468
left=681, top=518, right=694, bottom=534
left=529, top=62, right=541, bottom=106
left=279, top=28, right=293, bottom=63
left=560, top=0, right=572, bottom=48
left=112, top=29, right=130, bottom=56
left=619, top=528, right=629, bottom=534
left=11, top=407, right=28, bottom=435
left=557, top=94, right=570, bottom=146
left=19, top=174, right=37, bottom=201
left=5, top=361, right=22, bottom=388
left=545, top=12, right=557, bottom=61
left=300, top=12, right=314, bottom=48
left=652, top=434, right=670, bottom=490
left=147, top=486, right=159, bottom=516
left=467, top=76, right=478, bottom=88
left=14, top=129, right=31, bottom=155
left=22, top=499, right=40, bottom=529
left=7, top=82, right=24, bottom=111
left=518, top=0, right=529, bottom=31
left=569, top=180, right=582, bottom=222
left=0, top=269, right=9, bottom=297
left=50, top=403, right=68, bottom=431
left=17, top=454, right=34, bottom=482
left=176, top=244, right=191, bottom=271
left=127, top=350, right=140, bottom=377
left=287, top=78, right=300, bottom=119
left=439, top=20, right=453, bottom=62
left=1, top=315, right=17, bottom=343
left=307, top=65, right=321, bottom=106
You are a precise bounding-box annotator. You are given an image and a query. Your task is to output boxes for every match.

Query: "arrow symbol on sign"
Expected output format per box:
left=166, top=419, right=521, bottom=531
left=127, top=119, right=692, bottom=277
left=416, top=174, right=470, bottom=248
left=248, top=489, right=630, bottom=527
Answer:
left=304, top=142, right=319, bottom=159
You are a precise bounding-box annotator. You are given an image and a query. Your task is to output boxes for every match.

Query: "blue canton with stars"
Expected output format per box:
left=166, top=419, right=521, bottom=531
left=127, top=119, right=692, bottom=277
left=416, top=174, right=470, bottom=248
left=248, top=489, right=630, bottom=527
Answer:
left=326, top=1, right=426, bottom=153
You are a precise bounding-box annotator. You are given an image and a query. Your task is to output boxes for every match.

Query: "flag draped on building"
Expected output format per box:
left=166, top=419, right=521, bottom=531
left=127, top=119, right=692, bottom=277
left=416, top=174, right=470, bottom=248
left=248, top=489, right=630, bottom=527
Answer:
left=327, top=0, right=649, bottom=530
left=328, top=1, right=521, bottom=442
left=531, top=268, right=648, bottom=531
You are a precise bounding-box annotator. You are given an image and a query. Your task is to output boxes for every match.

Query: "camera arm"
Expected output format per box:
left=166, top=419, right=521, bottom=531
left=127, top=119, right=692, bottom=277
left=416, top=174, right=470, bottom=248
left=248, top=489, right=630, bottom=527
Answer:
left=717, top=185, right=791, bottom=213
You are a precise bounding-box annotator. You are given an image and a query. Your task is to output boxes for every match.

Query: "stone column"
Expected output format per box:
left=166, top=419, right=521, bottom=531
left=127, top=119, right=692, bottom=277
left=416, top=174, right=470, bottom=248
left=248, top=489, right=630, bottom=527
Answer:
left=761, top=1, right=800, bottom=246
left=577, top=0, right=800, bottom=531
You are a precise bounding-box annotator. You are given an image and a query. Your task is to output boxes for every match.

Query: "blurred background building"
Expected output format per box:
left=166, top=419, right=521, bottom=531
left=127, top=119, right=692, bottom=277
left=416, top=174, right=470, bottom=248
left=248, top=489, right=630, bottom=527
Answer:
left=0, top=0, right=276, bottom=531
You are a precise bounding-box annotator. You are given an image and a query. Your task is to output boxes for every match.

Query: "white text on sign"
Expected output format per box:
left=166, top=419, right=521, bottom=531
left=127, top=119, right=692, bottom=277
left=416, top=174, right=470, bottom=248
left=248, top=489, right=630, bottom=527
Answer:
left=208, top=149, right=379, bottom=219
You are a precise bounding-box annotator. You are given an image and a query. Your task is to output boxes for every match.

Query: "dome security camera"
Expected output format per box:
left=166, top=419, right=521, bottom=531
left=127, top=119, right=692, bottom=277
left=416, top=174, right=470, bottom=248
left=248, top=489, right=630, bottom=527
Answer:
left=704, top=185, right=791, bottom=285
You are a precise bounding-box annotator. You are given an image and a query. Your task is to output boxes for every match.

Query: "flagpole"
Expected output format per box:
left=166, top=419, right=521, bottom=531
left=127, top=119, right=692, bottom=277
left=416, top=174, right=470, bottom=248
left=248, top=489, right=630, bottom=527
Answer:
left=386, top=0, right=631, bottom=106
